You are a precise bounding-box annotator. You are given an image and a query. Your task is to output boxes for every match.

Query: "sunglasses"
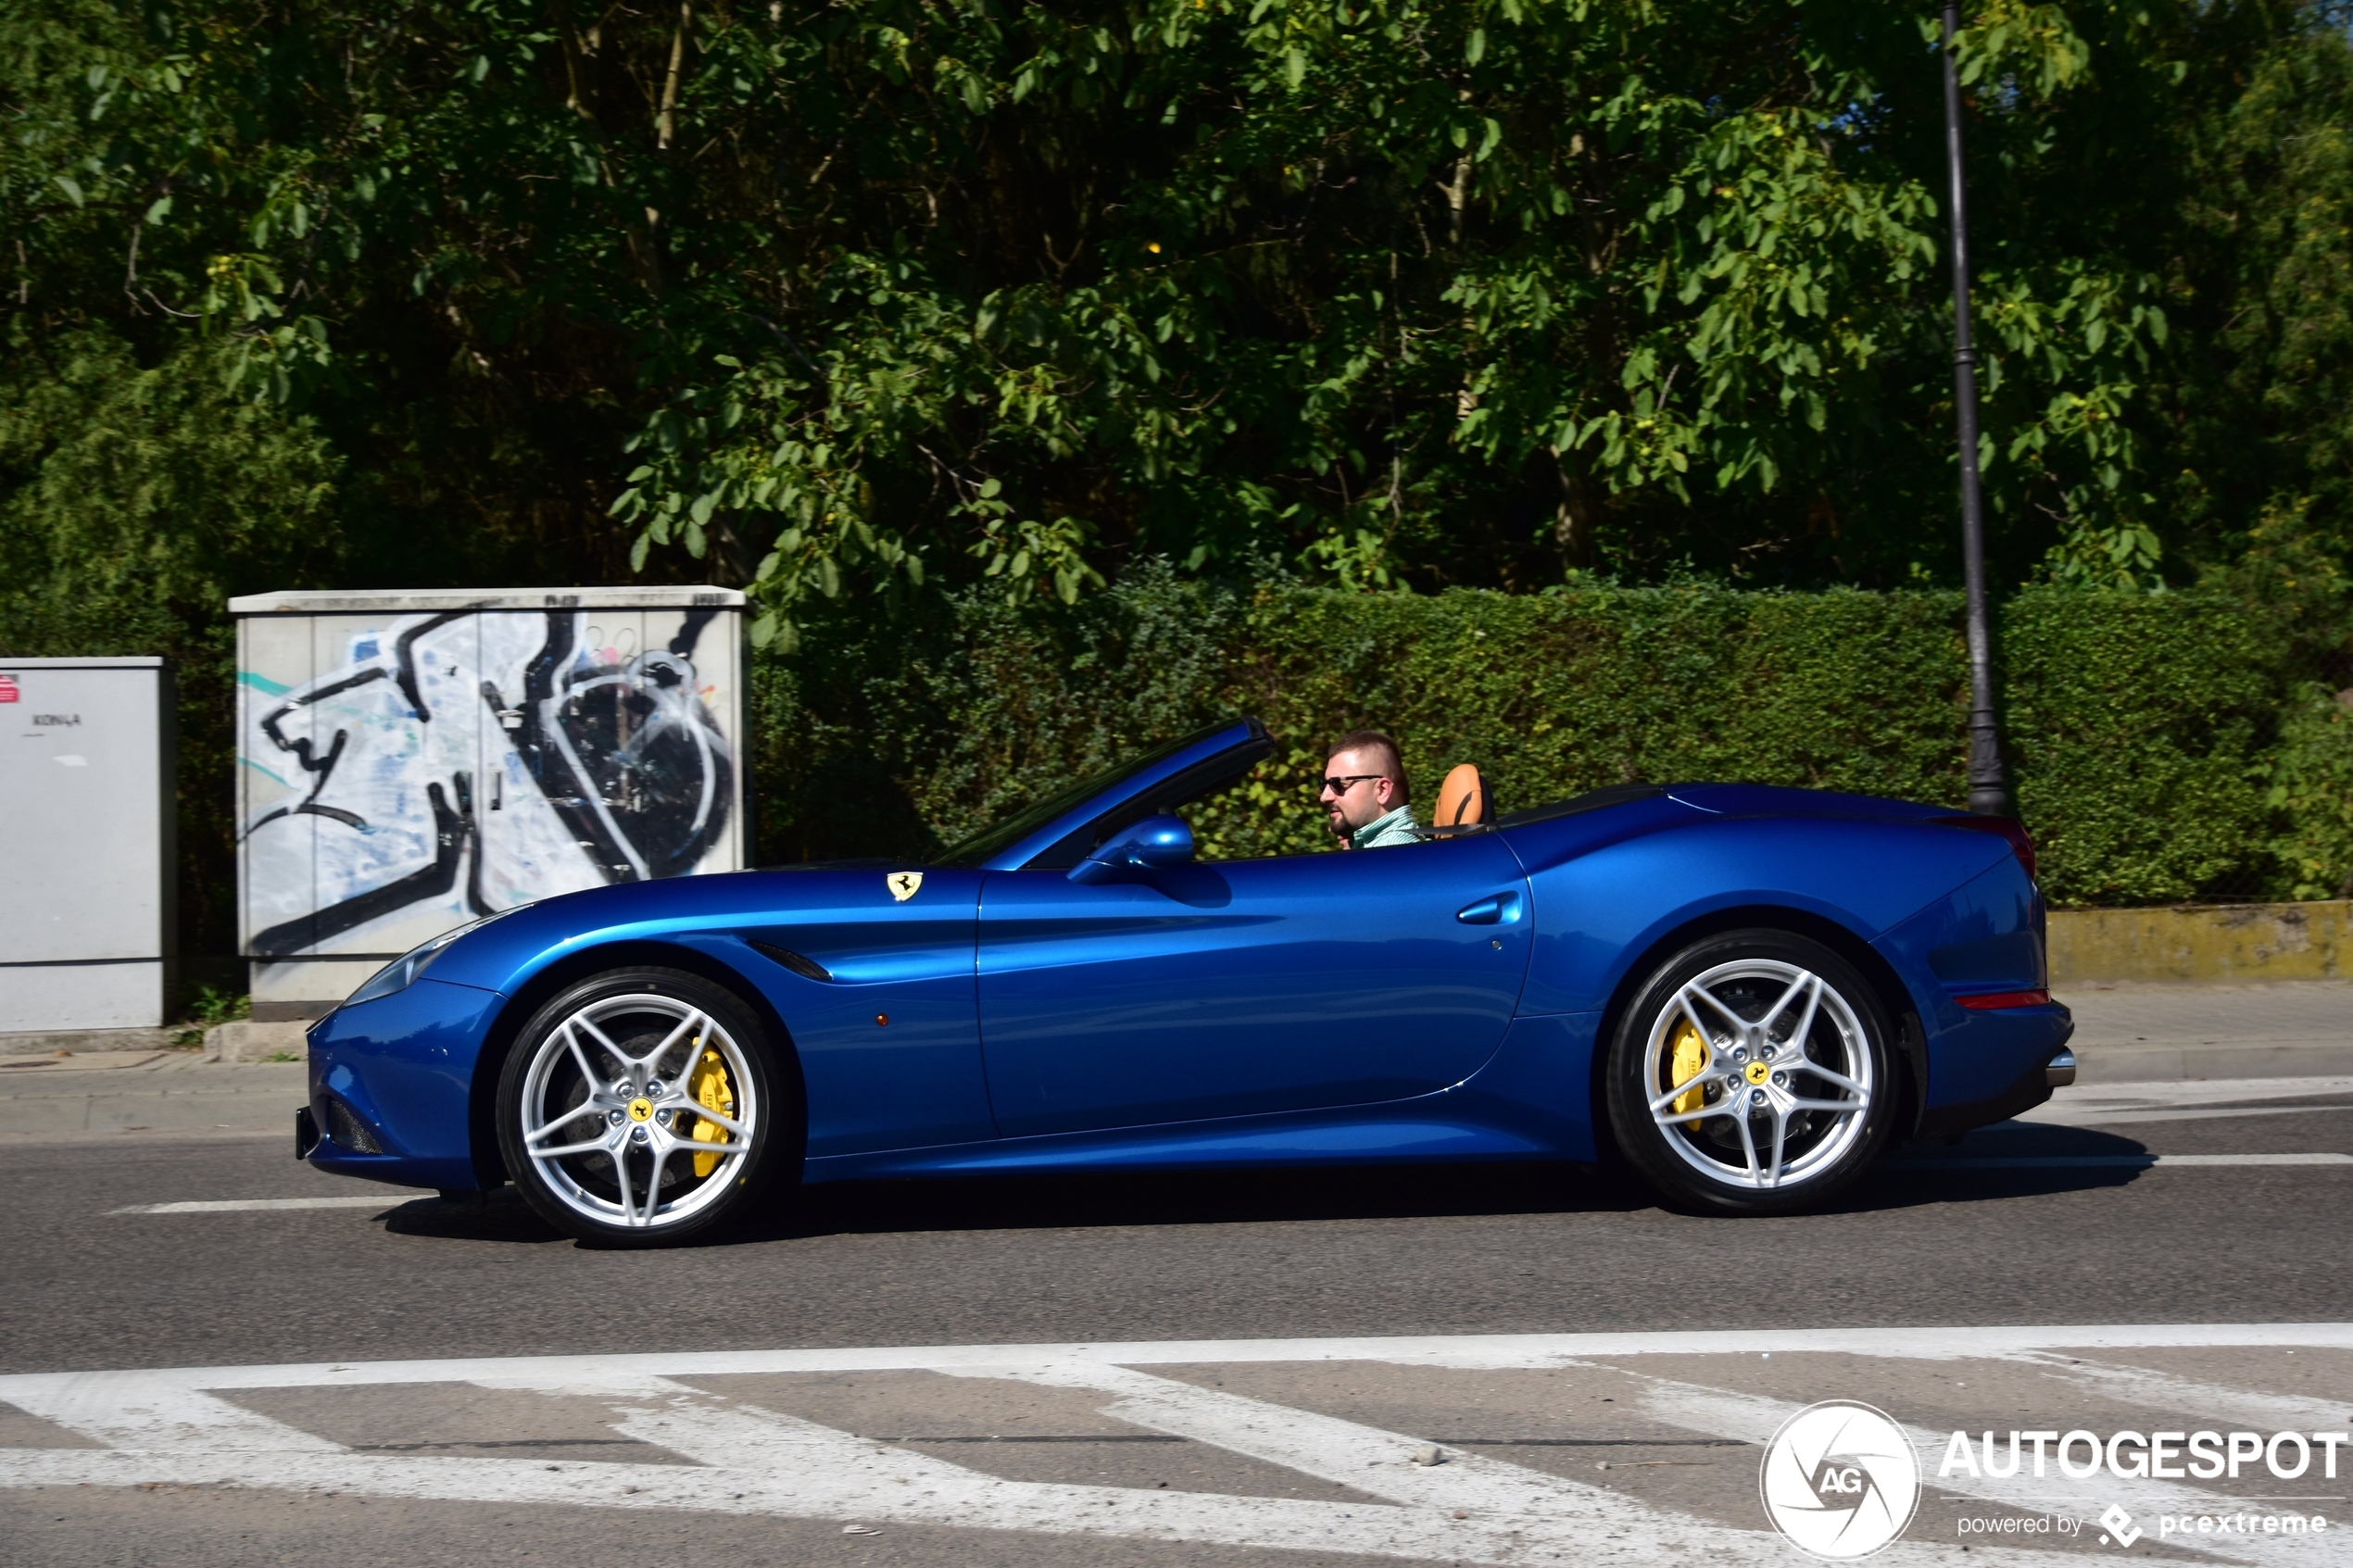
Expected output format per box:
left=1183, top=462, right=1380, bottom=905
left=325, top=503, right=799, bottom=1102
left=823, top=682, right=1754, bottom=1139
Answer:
left=1318, top=773, right=1385, bottom=797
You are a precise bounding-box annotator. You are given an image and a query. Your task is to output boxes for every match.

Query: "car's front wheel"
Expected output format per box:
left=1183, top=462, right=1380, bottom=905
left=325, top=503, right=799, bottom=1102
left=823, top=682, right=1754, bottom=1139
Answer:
left=497, top=968, right=793, bottom=1246
left=1604, top=930, right=1899, bottom=1214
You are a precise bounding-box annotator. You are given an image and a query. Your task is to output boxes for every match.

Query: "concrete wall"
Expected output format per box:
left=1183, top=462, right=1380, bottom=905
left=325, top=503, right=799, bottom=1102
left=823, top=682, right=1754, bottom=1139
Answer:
left=2048, top=900, right=2353, bottom=985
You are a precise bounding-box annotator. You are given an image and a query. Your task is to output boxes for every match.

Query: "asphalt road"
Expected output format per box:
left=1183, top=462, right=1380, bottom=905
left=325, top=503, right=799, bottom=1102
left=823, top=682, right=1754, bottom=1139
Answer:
left=4, top=1071, right=2350, bottom=1566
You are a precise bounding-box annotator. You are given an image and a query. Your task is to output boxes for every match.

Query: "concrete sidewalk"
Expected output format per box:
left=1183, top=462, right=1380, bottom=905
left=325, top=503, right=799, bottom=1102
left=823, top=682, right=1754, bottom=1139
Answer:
left=0, top=1053, right=304, bottom=1142
left=2059, top=979, right=2353, bottom=1081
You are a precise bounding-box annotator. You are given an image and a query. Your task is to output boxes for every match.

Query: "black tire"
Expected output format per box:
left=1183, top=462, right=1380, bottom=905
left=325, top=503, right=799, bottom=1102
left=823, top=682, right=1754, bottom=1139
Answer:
left=497, top=967, right=796, bottom=1247
left=1604, top=929, right=1899, bottom=1214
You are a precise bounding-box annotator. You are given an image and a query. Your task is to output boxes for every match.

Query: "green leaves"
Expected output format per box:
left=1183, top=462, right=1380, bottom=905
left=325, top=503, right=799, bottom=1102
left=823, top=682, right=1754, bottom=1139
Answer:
left=2, top=0, right=2337, bottom=614
left=751, top=571, right=2308, bottom=903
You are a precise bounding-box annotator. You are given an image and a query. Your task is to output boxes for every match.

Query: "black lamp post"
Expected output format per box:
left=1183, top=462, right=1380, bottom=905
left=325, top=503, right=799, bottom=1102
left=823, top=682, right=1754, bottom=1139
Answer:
left=1940, top=0, right=2009, bottom=817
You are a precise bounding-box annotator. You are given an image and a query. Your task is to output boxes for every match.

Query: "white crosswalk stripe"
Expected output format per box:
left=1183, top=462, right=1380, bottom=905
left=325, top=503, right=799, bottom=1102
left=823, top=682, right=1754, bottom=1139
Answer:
left=2, top=1372, right=344, bottom=1452
left=1881, top=1153, right=2353, bottom=1169
left=2, top=1325, right=2346, bottom=1565
left=2007, top=1354, right=2353, bottom=1435
left=107, top=1212, right=402, bottom=1222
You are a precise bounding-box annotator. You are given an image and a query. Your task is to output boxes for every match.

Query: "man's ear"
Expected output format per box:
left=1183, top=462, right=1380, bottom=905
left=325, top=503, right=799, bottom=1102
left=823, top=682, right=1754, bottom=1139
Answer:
left=1373, top=776, right=1397, bottom=810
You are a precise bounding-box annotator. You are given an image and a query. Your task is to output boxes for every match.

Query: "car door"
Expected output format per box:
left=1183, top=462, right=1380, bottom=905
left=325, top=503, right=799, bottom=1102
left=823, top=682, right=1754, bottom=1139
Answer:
left=975, top=834, right=1533, bottom=1138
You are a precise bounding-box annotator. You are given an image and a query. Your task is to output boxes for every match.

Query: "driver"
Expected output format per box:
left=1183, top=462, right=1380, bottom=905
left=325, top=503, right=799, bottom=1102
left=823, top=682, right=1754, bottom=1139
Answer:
left=1320, top=731, right=1421, bottom=849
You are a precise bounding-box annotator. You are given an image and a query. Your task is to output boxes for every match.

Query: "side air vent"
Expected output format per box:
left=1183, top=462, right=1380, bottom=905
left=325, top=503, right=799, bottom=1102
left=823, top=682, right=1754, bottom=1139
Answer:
left=749, top=941, right=834, bottom=983
left=324, top=1098, right=384, bottom=1155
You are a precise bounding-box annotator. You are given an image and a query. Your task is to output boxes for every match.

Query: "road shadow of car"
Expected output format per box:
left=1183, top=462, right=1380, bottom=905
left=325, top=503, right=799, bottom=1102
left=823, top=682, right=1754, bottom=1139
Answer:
left=374, top=1159, right=1661, bottom=1247
left=374, top=1123, right=2157, bottom=1248
left=1838, top=1120, right=2155, bottom=1210
left=752, top=1159, right=1649, bottom=1243
left=375, top=1187, right=569, bottom=1243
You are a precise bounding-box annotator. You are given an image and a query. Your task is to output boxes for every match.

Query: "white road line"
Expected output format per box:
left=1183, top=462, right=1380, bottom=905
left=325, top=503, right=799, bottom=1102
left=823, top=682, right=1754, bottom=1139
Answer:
left=1629, top=1376, right=2351, bottom=1568
left=0, top=1366, right=2089, bottom=1568
left=2004, top=1352, right=2353, bottom=1434
left=940, top=1358, right=1726, bottom=1539
left=7, top=1331, right=2343, bottom=1567
left=614, top=1374, right=1730, bottom=1567
left=0, top=1439, right=2081, bottom=1568
left=2016, top=1104, right=2353, bottom=1127
left=2026, top=1078, right=2353, bottom=1117
left=1882, top=1153, right=2353, bottom=1170
left=133, top=1160, right=2353, bottom=1208
left=108, top=1196, right=405, bottom=1214
left=610, top=1378, right=1520, bottom=1565
left=96, top=1141, right=2353, bottom=1214
left=5, top=1324, right=2349, bottom=1397
left=0, top=1372, right=343, bottom=1452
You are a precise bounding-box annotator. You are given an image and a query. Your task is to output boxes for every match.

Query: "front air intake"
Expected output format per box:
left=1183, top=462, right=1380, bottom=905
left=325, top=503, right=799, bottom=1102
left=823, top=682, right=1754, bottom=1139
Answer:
left=325, top=1098, right=384, bottom=1155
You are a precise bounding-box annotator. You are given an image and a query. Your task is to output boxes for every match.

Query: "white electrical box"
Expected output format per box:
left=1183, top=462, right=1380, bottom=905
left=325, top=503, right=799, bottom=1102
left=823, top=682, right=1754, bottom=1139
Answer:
left=0, top=658, right=176, bottom=1033
left=232, top=588, right=747, bottom=1017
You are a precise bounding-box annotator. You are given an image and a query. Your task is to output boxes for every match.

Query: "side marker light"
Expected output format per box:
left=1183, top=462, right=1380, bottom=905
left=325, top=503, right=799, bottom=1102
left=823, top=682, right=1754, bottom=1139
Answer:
left=1955, top=988, right=2052, bottom=1010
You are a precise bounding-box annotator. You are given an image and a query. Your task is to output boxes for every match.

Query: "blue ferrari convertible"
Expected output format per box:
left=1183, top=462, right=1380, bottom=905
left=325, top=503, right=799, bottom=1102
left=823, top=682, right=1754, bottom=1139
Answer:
left=299, top=718, right=2073, bottom=1244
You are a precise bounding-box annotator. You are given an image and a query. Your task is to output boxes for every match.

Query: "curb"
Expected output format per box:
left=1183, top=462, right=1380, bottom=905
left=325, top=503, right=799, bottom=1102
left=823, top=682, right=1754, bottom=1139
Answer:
left=202, top=1020, right=310, bottom=1063
left=2074, top=1044, right=2353, bottom=1084
left=0, top=1026, right=187, bottom=1058
left=0, top=1061, right=306, bottom=1140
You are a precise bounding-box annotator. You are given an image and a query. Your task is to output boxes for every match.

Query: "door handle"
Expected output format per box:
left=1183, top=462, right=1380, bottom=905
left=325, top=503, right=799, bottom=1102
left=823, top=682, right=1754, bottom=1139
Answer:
left=1455, top=892, right=1522, bottom=925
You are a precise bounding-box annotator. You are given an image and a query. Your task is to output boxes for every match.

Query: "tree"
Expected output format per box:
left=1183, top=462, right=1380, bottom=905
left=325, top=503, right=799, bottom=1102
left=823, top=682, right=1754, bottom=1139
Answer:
left=9, top=0, right=2310, bottom=646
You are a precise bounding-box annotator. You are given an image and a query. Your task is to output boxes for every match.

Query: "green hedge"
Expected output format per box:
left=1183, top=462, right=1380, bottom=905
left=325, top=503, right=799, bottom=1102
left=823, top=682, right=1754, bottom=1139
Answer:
left=750, top=569, right=2353, bottom=909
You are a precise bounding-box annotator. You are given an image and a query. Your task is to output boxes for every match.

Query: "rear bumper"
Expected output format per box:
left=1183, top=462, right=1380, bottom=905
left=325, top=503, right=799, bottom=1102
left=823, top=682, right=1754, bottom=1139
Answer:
left=1916, top=1010, right=2078, bottom=1140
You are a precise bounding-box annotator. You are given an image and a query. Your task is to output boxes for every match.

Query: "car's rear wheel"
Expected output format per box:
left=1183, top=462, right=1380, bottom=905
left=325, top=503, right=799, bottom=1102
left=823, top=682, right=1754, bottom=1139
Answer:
left=1604, top=929, right=1898, bottom=1214
left=497, top=968, right=793, bottom=1246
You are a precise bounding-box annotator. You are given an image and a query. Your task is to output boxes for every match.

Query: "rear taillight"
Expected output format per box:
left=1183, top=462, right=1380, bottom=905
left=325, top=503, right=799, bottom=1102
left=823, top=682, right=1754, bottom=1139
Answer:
left=1932, top=814, right=2037, bottom=882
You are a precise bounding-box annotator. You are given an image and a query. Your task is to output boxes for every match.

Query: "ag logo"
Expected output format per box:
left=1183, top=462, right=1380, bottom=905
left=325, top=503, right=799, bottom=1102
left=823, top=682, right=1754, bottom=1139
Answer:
left=886, top=871, right=924, bottom=903
left=1759, top=1399, right=1920, bottom=1559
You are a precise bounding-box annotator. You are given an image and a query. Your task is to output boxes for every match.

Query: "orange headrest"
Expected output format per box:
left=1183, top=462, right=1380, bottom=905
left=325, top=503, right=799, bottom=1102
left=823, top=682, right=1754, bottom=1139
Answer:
left=1433, top=763, right=1491, bottom=828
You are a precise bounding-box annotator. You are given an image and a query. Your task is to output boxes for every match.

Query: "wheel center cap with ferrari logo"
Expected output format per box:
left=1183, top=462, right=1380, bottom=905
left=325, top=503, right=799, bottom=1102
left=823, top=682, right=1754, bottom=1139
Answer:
left=626, top=1097, right=655, bottom=1123
left=1745, top=1060, right=1772, bottom=1085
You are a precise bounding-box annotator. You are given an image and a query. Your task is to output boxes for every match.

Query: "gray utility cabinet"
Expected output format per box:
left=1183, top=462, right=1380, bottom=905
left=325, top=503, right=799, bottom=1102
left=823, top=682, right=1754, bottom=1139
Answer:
left=0, top=658, right=176, bottom=1033
left=233, top=588, right=746, bottom=1017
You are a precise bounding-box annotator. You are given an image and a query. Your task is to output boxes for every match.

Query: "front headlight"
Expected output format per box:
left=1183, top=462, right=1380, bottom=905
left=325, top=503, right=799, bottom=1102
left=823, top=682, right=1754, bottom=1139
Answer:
left=345, top=910, right=510, bottom=1007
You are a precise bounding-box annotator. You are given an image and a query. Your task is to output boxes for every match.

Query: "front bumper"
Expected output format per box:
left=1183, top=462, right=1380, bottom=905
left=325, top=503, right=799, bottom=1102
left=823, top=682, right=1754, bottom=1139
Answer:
left=306, top=977, right=505, bottom=1190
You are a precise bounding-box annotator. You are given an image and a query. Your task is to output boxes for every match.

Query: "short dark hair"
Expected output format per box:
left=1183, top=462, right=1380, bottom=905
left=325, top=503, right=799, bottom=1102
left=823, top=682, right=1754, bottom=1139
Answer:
left=1327, top=730, right=1409, bottom=804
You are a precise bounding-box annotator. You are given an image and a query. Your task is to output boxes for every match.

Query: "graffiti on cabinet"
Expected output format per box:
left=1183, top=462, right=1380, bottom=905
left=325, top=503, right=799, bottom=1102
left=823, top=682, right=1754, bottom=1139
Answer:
left=241, top=609, right=733, bottom=955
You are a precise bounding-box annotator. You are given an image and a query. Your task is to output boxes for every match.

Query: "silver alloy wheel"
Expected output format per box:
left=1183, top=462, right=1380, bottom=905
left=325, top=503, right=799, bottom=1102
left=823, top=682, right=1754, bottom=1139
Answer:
left=1640, top=958, right=1873, bottom=1191
left=516, top=992, right=759, bottom=1230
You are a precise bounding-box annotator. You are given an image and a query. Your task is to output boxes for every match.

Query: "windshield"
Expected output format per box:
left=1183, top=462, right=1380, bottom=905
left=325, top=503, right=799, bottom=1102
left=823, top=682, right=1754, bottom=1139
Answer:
left=932, top=721, right=1240, bottom=868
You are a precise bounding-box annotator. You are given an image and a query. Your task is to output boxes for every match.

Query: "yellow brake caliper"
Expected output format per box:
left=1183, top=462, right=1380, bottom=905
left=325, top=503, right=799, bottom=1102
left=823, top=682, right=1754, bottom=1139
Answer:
left=1667, top=1019, right=1708, bottom=1128
left=686, top=1046, right=734, bottom=1178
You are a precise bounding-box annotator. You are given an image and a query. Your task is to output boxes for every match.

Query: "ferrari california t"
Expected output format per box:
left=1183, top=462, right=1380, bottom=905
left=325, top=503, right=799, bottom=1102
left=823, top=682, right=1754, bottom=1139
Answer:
left=298, top=718, right=2073, bottom=1244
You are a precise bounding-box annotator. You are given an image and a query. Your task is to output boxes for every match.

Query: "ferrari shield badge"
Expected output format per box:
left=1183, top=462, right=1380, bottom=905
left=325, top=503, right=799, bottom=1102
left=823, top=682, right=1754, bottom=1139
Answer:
left=887, top=871, right=924, bottom=903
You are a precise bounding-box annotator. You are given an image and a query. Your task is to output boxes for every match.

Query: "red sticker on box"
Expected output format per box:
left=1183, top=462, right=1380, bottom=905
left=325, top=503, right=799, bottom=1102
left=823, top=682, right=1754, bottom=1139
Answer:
left=0, top=675, right=18, bottom=702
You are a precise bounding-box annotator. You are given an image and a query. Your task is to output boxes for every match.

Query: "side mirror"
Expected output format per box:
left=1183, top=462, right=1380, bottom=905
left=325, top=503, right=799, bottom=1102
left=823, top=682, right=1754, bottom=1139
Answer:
left=1069, top=814, right=1195, bottom=884
left=1124, top=815, right=1195, bottom=868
